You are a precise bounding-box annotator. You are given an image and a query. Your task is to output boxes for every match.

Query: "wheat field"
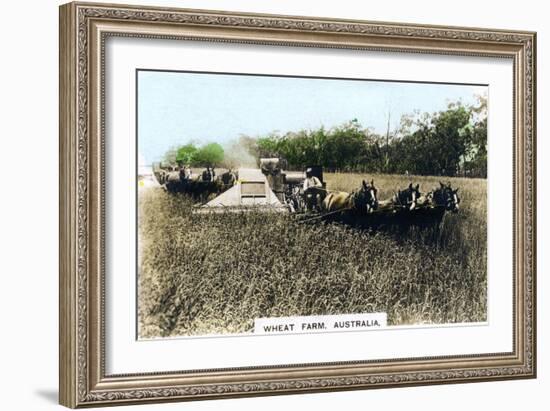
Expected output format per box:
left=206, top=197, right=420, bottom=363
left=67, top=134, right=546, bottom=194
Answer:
left=138, top=172, right=487, bottom=338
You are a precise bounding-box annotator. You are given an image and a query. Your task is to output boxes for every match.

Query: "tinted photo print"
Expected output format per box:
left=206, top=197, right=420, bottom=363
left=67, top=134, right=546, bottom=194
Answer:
left=136, top=70, right=488, bottom=339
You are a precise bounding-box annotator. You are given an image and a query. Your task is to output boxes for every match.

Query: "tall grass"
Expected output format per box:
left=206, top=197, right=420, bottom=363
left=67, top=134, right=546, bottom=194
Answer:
left=138, top=172, right=487, bottom=338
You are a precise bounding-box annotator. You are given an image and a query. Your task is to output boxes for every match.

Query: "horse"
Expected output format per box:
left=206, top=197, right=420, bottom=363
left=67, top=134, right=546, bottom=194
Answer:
left=162, top=171, right=224, bottom=202
left=322, top=179, right=378, bottom=214
left=219, top=170, right=237, bottom=187
left=394, top=183, right=421, bottom=211
left=164, top=171, right=183, bottom=192
left=376, top=182, right=421, bottom=212
left=392, top=181, right=461, bottom=241
left=432, top=181, right=460, bottom=213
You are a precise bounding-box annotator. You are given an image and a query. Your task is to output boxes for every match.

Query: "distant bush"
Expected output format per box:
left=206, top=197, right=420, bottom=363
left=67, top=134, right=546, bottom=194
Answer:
left=170, top=142, right=225, bottom=167
left=175, top=144, right=197, bottom=165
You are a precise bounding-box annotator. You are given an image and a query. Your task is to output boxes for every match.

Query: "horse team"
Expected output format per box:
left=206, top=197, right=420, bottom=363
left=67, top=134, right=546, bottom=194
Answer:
left=155, top=162, right=461, bottom=236
left=311, top=180, right=460, bottom=235
left=155, top=167, right=236, bottom=202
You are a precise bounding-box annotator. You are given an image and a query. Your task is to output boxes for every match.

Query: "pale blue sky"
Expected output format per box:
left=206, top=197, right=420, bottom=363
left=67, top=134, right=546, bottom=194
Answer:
left=137, top=70, right=487, bottom=165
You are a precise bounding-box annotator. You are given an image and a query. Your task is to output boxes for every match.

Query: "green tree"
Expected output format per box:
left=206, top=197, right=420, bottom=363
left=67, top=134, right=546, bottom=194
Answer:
left=192, top=143, right=224, bottom=167
left=326, top=120, right=367, bottom=171
left=394, top=103, right=473, bottom=176
left=175, top=144, right=197, bottom=166
left=256, top=134, right=281, bottom=159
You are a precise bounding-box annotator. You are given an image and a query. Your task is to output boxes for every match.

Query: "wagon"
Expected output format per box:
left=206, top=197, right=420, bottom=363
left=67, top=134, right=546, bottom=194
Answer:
left=194, top=158, right=320, bottom=213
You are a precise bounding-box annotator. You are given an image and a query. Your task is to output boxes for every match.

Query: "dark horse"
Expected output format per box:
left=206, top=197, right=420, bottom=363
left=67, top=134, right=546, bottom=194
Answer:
left=394, top=183, right=421, bottom=210
left=432, top=181, right=460, bottom=213
left=163, top=171, right=224, bottom=202
left=342, top=181, right=460, bottom=242
left=352, top=182, right=422, bottom=231
left=390, top=182, right=460, bottom=239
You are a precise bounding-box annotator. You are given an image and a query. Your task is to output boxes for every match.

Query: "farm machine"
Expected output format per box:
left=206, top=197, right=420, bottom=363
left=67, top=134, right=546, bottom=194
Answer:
left=153, top=158, right=460, bottom=232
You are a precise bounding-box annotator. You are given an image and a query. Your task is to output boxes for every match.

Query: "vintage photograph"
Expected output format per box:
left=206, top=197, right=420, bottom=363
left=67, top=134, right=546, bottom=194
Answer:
left=136, top=69, right=488, bottom=339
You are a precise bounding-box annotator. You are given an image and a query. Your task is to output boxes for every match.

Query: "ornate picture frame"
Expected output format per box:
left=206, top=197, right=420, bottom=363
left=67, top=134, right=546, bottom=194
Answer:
left=59, top=1, right=536, bottom=408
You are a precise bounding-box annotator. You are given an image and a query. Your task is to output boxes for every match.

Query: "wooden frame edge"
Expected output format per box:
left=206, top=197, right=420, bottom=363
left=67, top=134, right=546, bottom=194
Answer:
left=59, top=1, right=537, bottom=408
left=60, top=2, right=78, bottom=408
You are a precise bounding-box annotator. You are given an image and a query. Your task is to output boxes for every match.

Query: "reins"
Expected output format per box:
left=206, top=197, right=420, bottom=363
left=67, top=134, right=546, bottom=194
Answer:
left=296, top=206, right=354, bottom=224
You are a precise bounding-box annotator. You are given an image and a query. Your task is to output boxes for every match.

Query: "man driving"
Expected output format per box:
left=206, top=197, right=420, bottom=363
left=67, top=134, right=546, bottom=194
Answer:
left=303, top=167, right=323, bottom=211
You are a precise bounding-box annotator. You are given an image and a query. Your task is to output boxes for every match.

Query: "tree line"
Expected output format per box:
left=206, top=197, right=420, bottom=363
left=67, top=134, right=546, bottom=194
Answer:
left=243, top=97, right=487, bottom=177
left=162, top=96, right=487, bottom=178
left=162, top=142, right=225, bottom=168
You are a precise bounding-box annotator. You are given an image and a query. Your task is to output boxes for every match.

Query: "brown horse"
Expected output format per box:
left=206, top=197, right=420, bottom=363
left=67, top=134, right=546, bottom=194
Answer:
left=322, top=180, right=378, bottom=213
